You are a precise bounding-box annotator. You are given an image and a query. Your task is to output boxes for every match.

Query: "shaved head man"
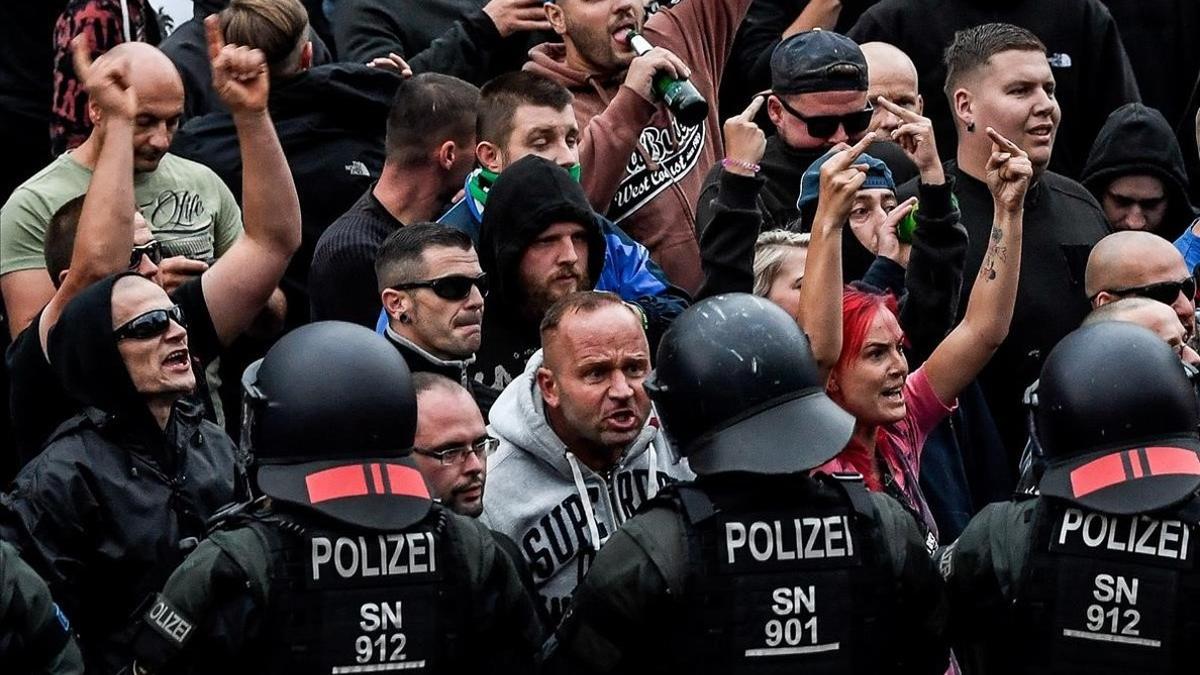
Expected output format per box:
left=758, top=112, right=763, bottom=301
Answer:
left=1085, top=231, right=1196, bottom=337
left=861, top=42, right=923, bottom=135
left=1, top=41, right=244, bottom=338
left=1083, top=297, right=1200, bottom=365
left=95, top=43, right=186, bottom=173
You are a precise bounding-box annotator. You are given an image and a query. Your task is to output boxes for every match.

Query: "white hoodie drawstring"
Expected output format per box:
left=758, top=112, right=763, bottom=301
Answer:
left=565, top=452, right=603, bottom=552
left=119, top=0, right=132, bottom=43
left=646, top=442, right=659, bottom=500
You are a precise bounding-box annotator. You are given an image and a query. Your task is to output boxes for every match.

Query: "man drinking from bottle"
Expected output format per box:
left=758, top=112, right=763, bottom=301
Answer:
left=526, top=0, right=755, bottom=293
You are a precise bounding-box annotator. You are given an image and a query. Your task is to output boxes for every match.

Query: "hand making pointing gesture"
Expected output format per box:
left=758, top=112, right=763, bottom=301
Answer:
left=722, top=95, right=767, bottom=176
left=72, top=35, right=137, bottom=121
left=984, top=127, right=1033, bottom=212
left=876, top=95, right=944, bottom=184
left=205, top=15, right=269, bottom=116
left=814, top=131, right=877, bottom=227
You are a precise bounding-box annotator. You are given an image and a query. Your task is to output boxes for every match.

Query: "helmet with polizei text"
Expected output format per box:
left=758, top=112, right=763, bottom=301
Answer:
left=1033, top=321, right=1200, bottom=515
left=240, top=321, right=430, bottom=530
left=644, top=293, right=854, bottom=474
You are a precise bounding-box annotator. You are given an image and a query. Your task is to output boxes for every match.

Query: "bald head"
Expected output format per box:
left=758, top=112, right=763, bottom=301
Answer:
left=1083, top=298, right=1197, bottom=365
left=89, top=43, right=184, bottom=172
left=1086, top=230, right=1195, bottom=337
left=860, top=42, right=921, bottom=133
left=103, top=42, right=184, bottom=95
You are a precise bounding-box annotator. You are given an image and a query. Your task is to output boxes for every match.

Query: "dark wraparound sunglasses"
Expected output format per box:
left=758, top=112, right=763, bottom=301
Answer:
left=775, top=97, right=874, bottom=139
left=114, top=304, right=187, bottom=341
left=391, top=273, right=489, bottom=301
left=129, top=240, right=163, bottom=269
left=1103, top=277, right=1197, bottom=305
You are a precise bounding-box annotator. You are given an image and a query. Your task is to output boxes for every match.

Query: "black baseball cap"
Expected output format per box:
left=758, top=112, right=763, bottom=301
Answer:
left=770, top=29, right=868, bottom=96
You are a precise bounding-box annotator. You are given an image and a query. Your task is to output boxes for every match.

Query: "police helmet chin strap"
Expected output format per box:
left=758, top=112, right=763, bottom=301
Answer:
left=1023, top=379, right=1044, bottom=460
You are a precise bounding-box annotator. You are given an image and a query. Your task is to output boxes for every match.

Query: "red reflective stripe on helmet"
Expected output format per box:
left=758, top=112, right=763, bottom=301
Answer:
left=1070, top=453, right=1128, bottom=498
left=1144, top=446, right=1200, bottom=478
left=1070, top=447, right=1200, bottom=498
left=306, top=465, right=369, bottom=503
left=1128, top=451, right=1144, bottom=479
left=385, top=463, right=431, bottom=499
left=369, top=463, right=385, bottom=494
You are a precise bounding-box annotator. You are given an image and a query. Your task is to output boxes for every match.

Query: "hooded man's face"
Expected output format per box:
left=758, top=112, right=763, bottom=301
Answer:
left=547, top=0, right=645, bottom=74
left=1102, top=175, right=1168, bottom=233
left=112, top=277, right=195, bottom=399
left=519, top=221, right=591, bottom=318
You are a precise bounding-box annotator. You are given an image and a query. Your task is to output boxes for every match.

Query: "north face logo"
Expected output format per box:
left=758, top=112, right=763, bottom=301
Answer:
left=344, top=160, right=371, bottom=177
left=609, top=117, right=705, bottom=224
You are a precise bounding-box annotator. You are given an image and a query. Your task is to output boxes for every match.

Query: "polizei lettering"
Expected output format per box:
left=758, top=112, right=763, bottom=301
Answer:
left=725, top=516, right=855, bottom=565
left=145, top=596, right=194, bottom=646
left=310, top=532, right=437, bottom=581
left=1055, top=508, right=1192, bottom=563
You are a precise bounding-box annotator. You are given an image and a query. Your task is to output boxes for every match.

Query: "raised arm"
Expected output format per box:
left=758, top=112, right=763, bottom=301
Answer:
left=697, top=96, right=767, bottom=299
left=198, top=16, right=301, bottom=346
left=39, top=38, right=139, bottom=353
left=922, top=128, right=1031, bottom=404
left=874, top=96, right=968, bottom=367
left=797, top=132, right=875, bottom=377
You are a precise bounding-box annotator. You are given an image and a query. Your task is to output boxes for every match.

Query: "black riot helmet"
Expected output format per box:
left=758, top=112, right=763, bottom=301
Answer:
left=1032, top=321, right=1200, bottom=515
left=240, top=321, right=430, bottom=530
left=645, top=293, right=854, bottom=475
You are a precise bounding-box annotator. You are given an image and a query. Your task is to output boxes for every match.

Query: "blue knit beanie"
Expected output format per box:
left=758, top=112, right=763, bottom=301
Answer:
left=796, top=150, right=895, bottom=212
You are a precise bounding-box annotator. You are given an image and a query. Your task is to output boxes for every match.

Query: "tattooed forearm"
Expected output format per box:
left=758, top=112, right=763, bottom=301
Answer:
left=981, top=225, right=1007, bottom=282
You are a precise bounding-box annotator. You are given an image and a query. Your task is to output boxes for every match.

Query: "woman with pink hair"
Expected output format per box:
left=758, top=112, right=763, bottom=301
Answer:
left=799, top=126, right=1031, bottom=542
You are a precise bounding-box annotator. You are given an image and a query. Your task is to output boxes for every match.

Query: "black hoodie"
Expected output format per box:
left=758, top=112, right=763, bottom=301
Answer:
left=0, top=274, right=240, bottom=674
left=474, top=156, right=606, bottom=392
left=172, top=63, right=400, bottom=327
left=1081, top=102, right=1198, bottom=239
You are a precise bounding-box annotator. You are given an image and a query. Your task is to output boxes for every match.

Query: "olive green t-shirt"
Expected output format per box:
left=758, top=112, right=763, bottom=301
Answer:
left=0, top=152, right=243, bottom=274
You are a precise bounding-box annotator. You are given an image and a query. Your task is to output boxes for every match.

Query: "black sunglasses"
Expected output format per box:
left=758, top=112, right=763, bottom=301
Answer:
left=775, top=97, right=874, bottom=139
left=1105, top=277, right=1197, bottom=305
left=129, top=240, right=163, bottom=270
left=391, top=273, right=489, bottom=301
left=114, top=304, right=187, bottom=341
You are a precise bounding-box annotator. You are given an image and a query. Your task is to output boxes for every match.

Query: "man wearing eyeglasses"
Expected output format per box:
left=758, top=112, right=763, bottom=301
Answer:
left=412, top=373, right=492, bottom=517
left=375, top=223, right=496, bottom=417
left=1086, top=230, right=1197, bottom=340
left=695, top=30, right=879, bottom=235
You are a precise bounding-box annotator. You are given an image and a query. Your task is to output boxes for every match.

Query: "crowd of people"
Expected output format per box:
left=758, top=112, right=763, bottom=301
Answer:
left=2, top=0, right=1200, bottom=672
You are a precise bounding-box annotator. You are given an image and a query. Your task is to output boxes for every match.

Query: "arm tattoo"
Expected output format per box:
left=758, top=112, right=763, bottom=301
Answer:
left=981, top=225, right=1007, bottom=282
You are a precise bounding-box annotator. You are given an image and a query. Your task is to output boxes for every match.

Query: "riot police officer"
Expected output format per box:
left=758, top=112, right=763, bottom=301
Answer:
left=943, top=321, right=1200, bottom=674
left=544, top=294, right=949, bottom=674
left=126, top=322, right=543, bottom=674
left=1, top=539, right=82, bottom=673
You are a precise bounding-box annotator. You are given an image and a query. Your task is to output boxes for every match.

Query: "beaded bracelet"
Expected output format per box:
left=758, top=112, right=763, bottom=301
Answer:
left=721, top=157, right=761, bottom=174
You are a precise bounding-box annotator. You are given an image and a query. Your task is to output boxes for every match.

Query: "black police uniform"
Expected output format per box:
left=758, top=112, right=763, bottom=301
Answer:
left=943, top=322, right=1200, bottom=674
left=126, top=322, right=544, bottom=675
left=0, top=539, right=83, bottom=674
left=129, top=498, right=543, bottom=674
left=545, top=294, right=949, bottom=674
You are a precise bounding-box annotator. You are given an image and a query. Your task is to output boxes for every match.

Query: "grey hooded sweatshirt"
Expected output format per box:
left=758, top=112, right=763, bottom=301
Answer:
left=482, top=350, right=692, bottom=625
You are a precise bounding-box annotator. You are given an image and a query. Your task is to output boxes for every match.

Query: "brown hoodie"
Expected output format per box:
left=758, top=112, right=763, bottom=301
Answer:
left=525, top=0, right=753, bottom=292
